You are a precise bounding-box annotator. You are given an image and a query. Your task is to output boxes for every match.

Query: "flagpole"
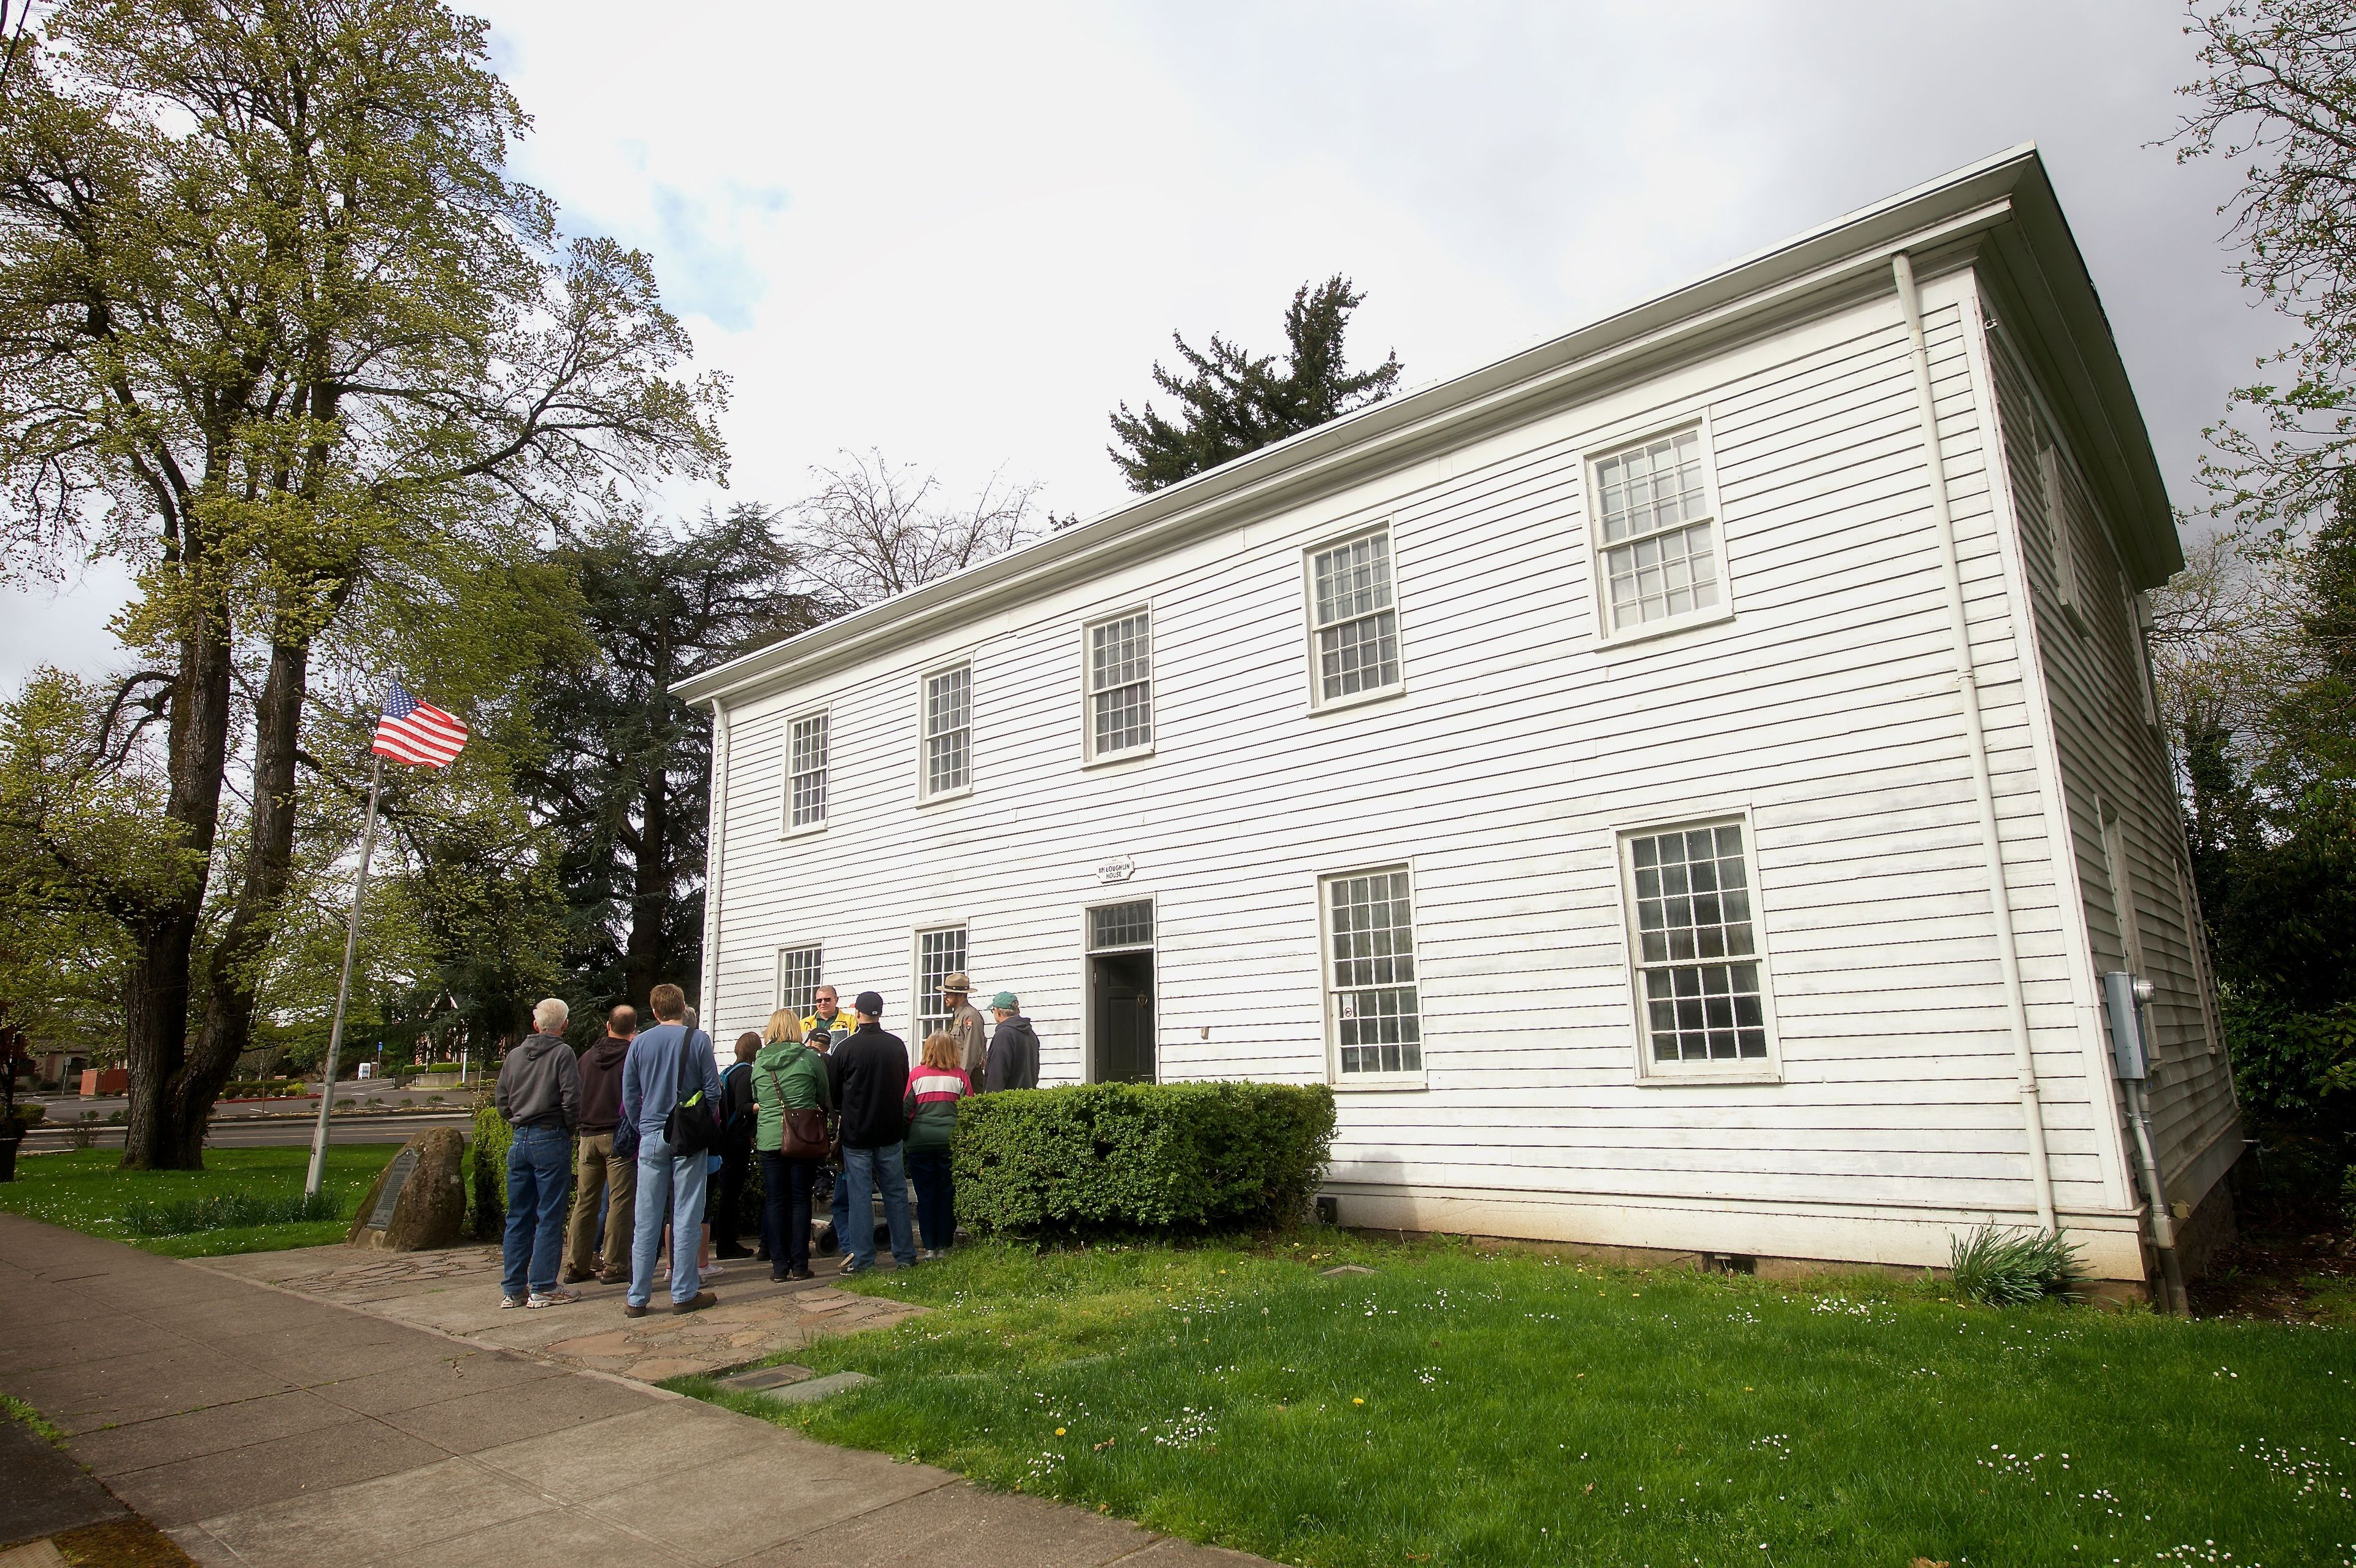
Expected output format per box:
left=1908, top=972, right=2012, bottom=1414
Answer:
left=306, top=755, right=385, bottom=1199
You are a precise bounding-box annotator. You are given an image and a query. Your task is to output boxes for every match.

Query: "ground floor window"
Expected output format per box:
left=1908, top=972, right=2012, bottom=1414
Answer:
left=1619, top=818, right=1774, bottom=1071
left=1323, top=866, right=1422, bottom=1080
left=915, top=924, right=967, bottom=1039
left=776, top=945, right=823, bottom=1020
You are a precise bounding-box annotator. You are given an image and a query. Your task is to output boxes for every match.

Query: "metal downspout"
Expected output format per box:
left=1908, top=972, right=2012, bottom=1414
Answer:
left=1893, top=252, right=2059, bottom=1233
left=700, top=698, right=730, bottom=1026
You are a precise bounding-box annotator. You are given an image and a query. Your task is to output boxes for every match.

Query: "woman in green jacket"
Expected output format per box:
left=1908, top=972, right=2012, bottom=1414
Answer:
left=754, top=1012, right=831, bottom=1281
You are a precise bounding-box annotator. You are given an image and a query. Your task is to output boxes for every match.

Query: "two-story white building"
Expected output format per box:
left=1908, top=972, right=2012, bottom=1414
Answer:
left=679, top=147, right=2240, bottom=1294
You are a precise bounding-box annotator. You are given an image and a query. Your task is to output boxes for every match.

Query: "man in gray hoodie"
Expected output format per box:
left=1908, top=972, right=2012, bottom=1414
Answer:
left=982, top=993, right=1040, bottom=1092
left=496, top=997, right=582, bottom=1309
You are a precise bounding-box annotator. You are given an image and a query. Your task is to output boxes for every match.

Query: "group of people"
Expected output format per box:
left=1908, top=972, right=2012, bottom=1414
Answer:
left=490, top=972, right=1041, bottom=1313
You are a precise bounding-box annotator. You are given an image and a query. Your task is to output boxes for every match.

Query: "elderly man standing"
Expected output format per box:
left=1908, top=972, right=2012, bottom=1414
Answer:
left=496, top=998, right=582, bottom=1310
left=563, top=1004, right=637, bottom=1285
left=942, top=972, right=987, bottom=1078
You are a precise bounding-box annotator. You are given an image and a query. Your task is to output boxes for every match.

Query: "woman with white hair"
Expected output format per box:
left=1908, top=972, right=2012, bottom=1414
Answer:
left=495, top=997, right=583, bottom=1310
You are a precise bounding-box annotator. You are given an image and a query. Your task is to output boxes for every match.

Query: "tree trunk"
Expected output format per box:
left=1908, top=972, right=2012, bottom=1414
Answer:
left=120, top=623, right=233, bottom=1170
left=623, top=767, right=668, bottom=1009
left=187, top=631, right=314, bottom=1156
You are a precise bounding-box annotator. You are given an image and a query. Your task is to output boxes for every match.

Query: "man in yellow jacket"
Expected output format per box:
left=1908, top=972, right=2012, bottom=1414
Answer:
left=799, top=984, right=856, bottom=1052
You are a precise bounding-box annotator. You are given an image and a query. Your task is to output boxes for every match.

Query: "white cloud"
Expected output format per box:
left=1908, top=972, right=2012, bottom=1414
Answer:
left=2, top=0, right=2274, bottom=685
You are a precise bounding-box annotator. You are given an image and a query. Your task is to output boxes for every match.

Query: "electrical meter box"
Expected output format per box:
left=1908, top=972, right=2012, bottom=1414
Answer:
left=2103, top=970, right=2150, bottom=1082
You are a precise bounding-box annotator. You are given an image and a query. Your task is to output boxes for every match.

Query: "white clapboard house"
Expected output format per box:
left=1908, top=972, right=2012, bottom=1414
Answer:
left=680, top=147, right=2239, bottom=1292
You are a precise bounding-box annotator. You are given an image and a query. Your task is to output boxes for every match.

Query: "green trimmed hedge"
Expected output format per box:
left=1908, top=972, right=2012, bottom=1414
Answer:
left=952, top=1081, right=1336, bottom=1236
left=467, top=1095, right=510, bottom=1239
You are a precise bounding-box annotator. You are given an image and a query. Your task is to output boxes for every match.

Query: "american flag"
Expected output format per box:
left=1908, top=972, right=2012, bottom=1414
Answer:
left=372, top=680, right=468, bottom=768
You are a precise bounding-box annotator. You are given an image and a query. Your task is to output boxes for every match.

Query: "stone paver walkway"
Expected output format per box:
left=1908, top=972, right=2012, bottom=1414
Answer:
left=197, top=1245, right=922, bottom=1382
left=1, top=1213, right=1268, bottom=1568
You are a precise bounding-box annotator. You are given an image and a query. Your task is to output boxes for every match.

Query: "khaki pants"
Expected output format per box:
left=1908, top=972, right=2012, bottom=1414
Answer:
left=564, top=1131, right=636, bottom=1279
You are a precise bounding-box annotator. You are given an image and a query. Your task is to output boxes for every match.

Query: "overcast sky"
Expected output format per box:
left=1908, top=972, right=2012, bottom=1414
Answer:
left=0, top=1, right=2275, bottom=688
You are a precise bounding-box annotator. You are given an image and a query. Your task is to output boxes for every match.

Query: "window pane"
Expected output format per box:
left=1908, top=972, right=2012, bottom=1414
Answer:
left=1328, top=870, right=1421, bottom=1074
left=789, top=715, right=828, bottom=828
left=1092, top=682, right=1152, bottom=755
left=1312, top=532, right=1394, bottom=628
left=925, top=667, right=969, bottom=737
left=1090, top=613, right=1150, bottom=693
left=923, top=666, right=969, bottom=794
left=1630, top=824, right=1767, bottom=1066
left=1606, top=521, right=1721, bottom=630
left=926, top=729, right=967, bottom=794
left=917, top=926, right=967, bottom=1039
left=1090, top=901, right=1153, bottom=951
left=1088, top=614, right=1153, bottom=754
left=1318, top=610, right=1400, bottom=699
left=777, top=947, right=823, bottom=1020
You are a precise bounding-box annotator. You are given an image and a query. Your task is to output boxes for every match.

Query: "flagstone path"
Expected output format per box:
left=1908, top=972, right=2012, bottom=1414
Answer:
left=2, top=1214, right=1269, bottom=1567
left=196, top=1244, right=922, bottom=1383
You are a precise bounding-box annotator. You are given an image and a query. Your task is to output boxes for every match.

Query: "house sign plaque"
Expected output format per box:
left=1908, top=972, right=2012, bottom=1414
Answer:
left=1096, top=853, right=1136, bottom=885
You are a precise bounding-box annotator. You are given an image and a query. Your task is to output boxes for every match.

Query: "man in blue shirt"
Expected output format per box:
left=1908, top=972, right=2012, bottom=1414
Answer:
left=619, top=982, right=723, bottom=1315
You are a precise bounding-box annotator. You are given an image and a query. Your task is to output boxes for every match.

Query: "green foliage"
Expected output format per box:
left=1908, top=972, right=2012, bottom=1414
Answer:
left=0, top=1146, right=386, bottom=1256
left=953, top=1082, right=1336, bottom=1236
left=122, top=1188, right=337, bottom=1236
left=695, top=1236, right=2356, bottom=1568
left=1108, top=277, right=1401, bottom=493
left=220, top=1080, right=304, bottom=1099
left=1947, top=1225, right=2085, bottom=1305
left=467, top=1094, right=511, bottom=1237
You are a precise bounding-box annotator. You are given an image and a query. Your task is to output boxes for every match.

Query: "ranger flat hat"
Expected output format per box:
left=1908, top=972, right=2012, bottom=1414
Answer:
left=942, top=972, right=972, bottom=993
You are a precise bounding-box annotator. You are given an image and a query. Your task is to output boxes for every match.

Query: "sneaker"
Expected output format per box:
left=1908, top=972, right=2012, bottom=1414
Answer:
left=770, top=1269, right=790, bottom=1283
left=837, top=1259, right=872, bottom=1277
left=785, top=1266, right=814, bottom=1281
left=500, top=1295, right=527, bottom=1310
left=703, top=1262, right=726, bottom=1278
left=622, top=1302, right=649, bottom=1318
left=526, top=1288, right=580, bottom=1310
left=671, top=1290, right=718, bottom=1314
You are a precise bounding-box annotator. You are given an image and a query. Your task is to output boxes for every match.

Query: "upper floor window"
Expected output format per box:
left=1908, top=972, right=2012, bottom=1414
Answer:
left=1323, top=866, right=1422, bottom=1083
left=1592, top=427, right=1726, bottom=637
left=1619, top=818, right=1777, bottom=1077
left=787, top=712, right=828, bottom=831
left=1308, top=526, right=1401, bottom=705
left=1087, top=610, right=1153, bottom=759
left=922, top=664, right=970, bottom=798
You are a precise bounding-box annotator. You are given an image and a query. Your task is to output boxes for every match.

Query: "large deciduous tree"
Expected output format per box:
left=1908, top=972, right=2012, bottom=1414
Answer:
left=526, top=504, right=818, bottom=1012
left=1107, top=275, right=1401, bottom=494
left=0, top=0, right=726, bottom=1167
left=792, top=450, right=1045, bottom=610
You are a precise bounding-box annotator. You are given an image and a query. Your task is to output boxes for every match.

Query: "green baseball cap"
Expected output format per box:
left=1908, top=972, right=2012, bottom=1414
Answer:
left=990, top=991, right=1018, bottom=1011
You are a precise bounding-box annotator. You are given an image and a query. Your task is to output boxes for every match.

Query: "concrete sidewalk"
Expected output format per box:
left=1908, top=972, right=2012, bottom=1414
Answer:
left=0, top=1214, right=1264, bottom=1568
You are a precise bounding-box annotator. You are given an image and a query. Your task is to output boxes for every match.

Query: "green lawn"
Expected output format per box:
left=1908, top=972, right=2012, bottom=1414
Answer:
left=0, top=1146, right=395, bottom=1256
left=677, top=1234, right=2356, bottom=1568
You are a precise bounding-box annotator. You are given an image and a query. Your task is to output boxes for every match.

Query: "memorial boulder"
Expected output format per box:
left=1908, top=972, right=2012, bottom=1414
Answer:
left=347, top=1127, right=466, bottom=1251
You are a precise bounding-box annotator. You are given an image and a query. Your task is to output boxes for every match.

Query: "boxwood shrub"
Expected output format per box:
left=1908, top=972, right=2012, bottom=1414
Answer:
left=466, top=1096, right=510, bottom=1239
left=952, top=1081, right=1336, bottom=1236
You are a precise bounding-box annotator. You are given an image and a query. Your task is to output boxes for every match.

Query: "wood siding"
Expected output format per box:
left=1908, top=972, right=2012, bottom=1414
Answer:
left=703, top=266, right=2162, bottom=1274
left=1981, top=317, right=2241, bottom=1209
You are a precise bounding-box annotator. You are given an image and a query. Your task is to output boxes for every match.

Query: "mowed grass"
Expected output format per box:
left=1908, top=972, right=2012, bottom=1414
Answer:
left=677, top=1234, right=2356, bottom=1568
left=0, top=1146, right=392, bottom=1256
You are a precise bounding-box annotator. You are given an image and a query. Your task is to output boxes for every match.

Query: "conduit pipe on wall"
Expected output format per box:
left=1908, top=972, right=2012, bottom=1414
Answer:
left=1892, top=252, right=2060, bottom=1234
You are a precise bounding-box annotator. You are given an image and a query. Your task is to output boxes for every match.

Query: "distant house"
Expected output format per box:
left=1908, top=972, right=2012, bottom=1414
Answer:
left=680, top=148, right=2237, bottom=1296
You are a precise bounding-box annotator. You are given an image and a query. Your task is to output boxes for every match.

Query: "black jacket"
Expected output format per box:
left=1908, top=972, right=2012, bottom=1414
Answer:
left=829, top=1024, right=909, bottom=1150
left=722, top=1060, right=756, bottom=1145
left=982, top=1015, right=1040, bottom=1092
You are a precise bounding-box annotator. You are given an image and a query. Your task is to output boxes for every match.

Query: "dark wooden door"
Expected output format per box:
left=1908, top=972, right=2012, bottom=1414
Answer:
left=1091, top=950, right=1155, bottom=1083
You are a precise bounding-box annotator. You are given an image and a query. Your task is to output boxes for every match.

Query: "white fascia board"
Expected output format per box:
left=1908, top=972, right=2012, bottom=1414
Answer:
left=682, top=144, right=2165, bottom=709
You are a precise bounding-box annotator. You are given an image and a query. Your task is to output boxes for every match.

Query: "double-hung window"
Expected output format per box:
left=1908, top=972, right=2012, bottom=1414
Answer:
left=1307, top=527, right=1402, bottom=704
left=1591, top=426, right=1726, bottom=637
left=921, top=664, right=971, bottom=799
left=776, top=945, right=823, bottom=1020
left=1086, top=610, right=1153, bottom=759
left=1323, top=866, right=1423, bottom=1083
left=787, top=712, right=828, bottom=831
left=915, top=924, right=967, bottom=1039
left=1619, top=819, right=1777, bottom=1076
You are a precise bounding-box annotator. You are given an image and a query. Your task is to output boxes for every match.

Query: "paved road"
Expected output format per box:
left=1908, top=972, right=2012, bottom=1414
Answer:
left=18, top=1113, right=470, bottom=1155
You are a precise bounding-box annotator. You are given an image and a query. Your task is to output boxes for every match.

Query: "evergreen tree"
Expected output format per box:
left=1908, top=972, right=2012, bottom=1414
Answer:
left=1108, top=276, right=1401, bottom=493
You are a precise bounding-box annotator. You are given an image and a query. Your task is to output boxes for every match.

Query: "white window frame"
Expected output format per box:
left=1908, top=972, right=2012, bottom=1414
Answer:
left=913, top=922, right=968, bottom=1042
left=2036, top=436, right=2091, bottom=637
left=1317, top=861, right=1428, bottom=1090
left=1081, top=606, right=1155, bottom=764
left=774, top=943, right=824, bottom=1021
left=1303, top=523, right=1406, bottom=711
left=783, top=709, right=830, bottom=834
left=1612, top=810, right=1782, bottom=1085
left=917, top=661, right=972, bottom=803
left=1584, top=417, right=1735, bottom=646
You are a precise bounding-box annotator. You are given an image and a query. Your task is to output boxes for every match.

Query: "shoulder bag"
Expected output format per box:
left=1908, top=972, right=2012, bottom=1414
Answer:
left=662, top=1028, right=722, bottom=1158
left=761, top=1055, right=830, bottom=1160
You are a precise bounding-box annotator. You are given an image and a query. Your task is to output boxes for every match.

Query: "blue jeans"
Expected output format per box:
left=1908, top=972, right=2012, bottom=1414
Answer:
left=628, top=1132, right=711, bottom=1307
left=830, top=1161, right=851, bottom=1250
left=839, top=1142, right=915, bottom=1268
left=501, top=1124, right=572, bottom=1298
